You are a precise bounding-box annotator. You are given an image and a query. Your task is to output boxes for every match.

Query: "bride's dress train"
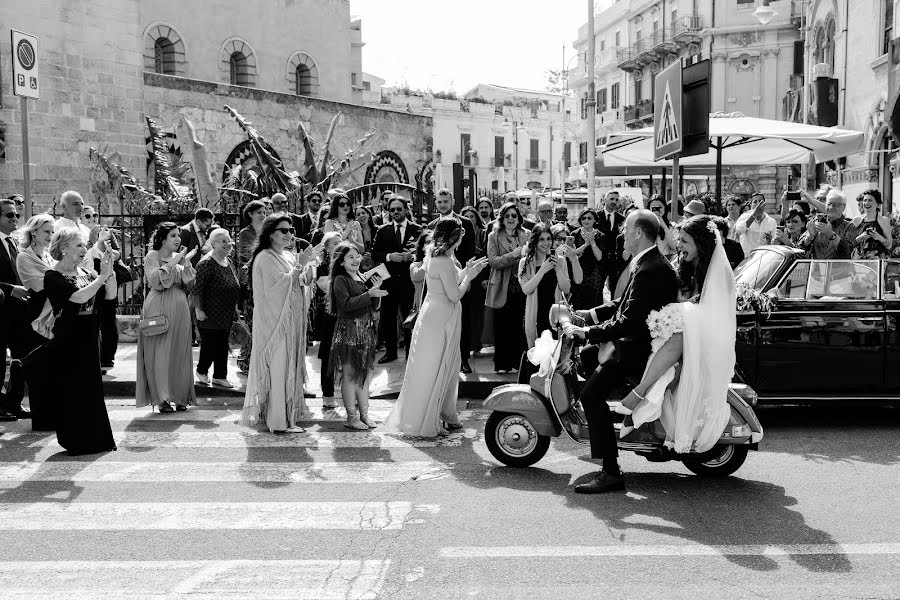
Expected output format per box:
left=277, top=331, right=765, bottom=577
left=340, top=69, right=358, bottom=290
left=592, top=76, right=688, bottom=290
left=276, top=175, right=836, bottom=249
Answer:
left=630, top=230, right=737, bottom=453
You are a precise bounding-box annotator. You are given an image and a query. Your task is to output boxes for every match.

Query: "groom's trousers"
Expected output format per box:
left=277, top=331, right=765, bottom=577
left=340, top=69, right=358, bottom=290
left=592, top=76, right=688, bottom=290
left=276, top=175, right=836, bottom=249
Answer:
left=580, top=360, right=624, bottom=460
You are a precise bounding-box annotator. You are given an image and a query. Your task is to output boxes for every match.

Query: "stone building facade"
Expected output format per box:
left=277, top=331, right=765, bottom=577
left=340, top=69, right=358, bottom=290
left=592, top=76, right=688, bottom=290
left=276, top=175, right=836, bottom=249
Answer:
left=0, top=0, right=430, bottom=212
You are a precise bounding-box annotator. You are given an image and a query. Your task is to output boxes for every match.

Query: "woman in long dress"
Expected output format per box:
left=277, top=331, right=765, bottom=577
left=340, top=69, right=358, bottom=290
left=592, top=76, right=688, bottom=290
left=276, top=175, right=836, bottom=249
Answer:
left=571, top=208, right=605, bottom=309
left=236, top=200, right=267, bottom=373
left=44, top=228, right=117, bottom=455
left=16, top=214, right=56, bottom=430
left=242, top=214, right=317, bottom=433
left=385, top=218, right=488, bottom=437
left=613, top=216, right=736, bottom=453
left=136, top=222, right=197, bottom=412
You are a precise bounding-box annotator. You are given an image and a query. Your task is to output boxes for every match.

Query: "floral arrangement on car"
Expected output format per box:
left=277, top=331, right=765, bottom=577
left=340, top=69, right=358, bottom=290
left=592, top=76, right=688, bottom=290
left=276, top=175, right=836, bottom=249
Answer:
left=736, top=282, right=775, bottom=317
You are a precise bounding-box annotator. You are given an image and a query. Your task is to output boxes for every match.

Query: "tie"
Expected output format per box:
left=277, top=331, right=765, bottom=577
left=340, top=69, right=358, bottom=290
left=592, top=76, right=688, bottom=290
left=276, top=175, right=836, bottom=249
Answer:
left=5, top=238, right=20, bottom=283
left=396, top=223, right=402, bottom=242
left=609, top=212, right=614, bottom=230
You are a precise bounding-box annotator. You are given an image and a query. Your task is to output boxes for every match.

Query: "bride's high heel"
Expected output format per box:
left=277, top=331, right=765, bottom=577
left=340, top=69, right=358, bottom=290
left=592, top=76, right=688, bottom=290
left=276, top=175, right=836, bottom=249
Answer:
left=613, top=404, right=633, bottom=416
left=615, top=390, right=645, bottom=415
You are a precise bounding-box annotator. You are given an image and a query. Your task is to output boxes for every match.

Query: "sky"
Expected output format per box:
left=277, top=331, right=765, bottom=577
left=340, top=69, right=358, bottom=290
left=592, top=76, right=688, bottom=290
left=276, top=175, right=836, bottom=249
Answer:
left=349, top=0, right=613, bottom=94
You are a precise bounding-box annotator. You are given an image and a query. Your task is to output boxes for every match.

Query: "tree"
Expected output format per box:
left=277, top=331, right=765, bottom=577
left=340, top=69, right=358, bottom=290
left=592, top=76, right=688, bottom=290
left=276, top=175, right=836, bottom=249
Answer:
left=544, top=69, right=574, bottom=96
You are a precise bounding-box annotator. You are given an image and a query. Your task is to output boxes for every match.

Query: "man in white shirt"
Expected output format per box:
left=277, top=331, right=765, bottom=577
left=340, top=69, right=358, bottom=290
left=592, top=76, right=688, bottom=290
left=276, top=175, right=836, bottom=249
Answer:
left=56, top=190, right=116, bottom=270
left=734, top=193, right=778, bottom=254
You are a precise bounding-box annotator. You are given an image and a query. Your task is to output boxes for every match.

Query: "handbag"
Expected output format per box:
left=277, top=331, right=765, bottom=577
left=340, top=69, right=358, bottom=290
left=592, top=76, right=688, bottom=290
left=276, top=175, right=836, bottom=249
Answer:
left=138, top=314, right=169, bottom=336
left=113, top=259, right=135, bottom=284
left=402, top=279, right=426, bottom=331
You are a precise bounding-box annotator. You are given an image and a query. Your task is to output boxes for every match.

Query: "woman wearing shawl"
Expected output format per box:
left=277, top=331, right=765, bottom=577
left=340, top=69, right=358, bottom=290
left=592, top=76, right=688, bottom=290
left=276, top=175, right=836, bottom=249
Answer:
left=16, top=214, right=56, bottom=430
left=241, top=214, right=317, bottom=433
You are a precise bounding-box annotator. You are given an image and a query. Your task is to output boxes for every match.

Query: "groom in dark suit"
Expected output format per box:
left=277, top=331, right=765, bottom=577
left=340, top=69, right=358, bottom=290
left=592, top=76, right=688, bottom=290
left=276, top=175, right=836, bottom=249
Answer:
left=372, top=196, right=422, bottom=363
left=427, top=188, right=477, bottom=373
left=563, top=210, right=678, bottom=494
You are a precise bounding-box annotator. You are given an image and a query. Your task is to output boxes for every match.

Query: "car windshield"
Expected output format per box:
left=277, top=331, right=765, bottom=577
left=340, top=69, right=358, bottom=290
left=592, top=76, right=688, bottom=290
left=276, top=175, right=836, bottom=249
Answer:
left=734, top=248, right=784, bottom=290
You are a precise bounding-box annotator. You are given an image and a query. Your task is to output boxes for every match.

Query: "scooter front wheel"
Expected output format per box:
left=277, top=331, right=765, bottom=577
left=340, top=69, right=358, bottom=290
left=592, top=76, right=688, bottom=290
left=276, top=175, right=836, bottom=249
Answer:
left=484, top=412, right=551, bottom=468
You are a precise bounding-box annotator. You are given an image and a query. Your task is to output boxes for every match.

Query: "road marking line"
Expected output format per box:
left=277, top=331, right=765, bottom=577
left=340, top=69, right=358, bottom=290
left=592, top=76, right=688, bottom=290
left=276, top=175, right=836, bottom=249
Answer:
left=0, top=461, right=448, bottom=484
left=0, top=502, right=440, bottom=530
left=0, top=559, right=390, bottom=600
left=97, top=409, right=485, bottom=425
left=440, top=543, right=900, bottom=558
left=0, top=429, right=479, bottom=448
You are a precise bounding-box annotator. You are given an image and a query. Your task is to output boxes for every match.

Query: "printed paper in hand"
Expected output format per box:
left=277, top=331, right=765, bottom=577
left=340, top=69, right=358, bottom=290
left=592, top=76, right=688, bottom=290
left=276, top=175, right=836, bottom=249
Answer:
left=362, top=263, right=391, bottom=283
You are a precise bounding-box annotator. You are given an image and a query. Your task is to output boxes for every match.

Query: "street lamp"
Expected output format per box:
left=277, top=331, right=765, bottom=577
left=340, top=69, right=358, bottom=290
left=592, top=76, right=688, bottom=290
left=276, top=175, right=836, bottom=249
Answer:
left=502, top=107, right=528, bottom=191
left=753, top=1, right=778, bottom=26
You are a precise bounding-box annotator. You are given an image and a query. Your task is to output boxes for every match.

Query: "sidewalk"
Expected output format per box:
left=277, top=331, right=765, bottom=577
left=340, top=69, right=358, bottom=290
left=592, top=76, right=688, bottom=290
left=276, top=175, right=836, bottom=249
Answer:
left=102, top=343, right=517, bottom=402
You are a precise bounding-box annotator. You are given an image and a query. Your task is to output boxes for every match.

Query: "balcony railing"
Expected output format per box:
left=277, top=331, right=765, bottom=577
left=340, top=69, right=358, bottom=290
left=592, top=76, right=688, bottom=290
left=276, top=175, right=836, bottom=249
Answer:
left=616, top=47, right=638, bottom=70
left=671, top=16, right=703, bottom=41
left=526, top=158, right=547, bottom=170
left=490, top=155, right=512, bottom=168
left=455, top=153, right=480, bottom=167
left=619, top=16, right=703, bottom=71
left=637, top=100, right=654, bottom=119
left=623, top=105, right=638, bottom=123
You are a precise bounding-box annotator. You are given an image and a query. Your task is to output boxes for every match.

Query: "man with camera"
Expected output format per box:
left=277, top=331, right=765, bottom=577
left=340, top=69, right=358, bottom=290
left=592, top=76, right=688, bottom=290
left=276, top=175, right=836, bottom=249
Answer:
left=798, top=189, right=855, bottom=259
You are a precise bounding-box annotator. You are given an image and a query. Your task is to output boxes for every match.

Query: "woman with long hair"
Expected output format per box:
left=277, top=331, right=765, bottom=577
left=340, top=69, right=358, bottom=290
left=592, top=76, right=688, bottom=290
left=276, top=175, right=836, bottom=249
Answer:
left=136, top=222, right=198, bottom=412
left=723, top=196, right=743, bottom=240
left=460, top=205, right=488, bottom=355
left=851, top=189, right=892, bottom=258
left=518, top=222, right=573, bottom=347
left=241, top=214, right=317, bottom=433
left=329, top=242, right=388, bottom=429
left=385, top=218, right=488, bottom=437
left=236, top=200, right=268, bottom=373
left=315, top=232, right=342, bottom=409
left=611, top=215, right=737, bottom=453
left=571, top=207, right=605, bottom=309
left=323, top=193, right=365, bottom=253
left=355, top=204, right=378, bottom=271
left=485, top=202, right=529, bottom=373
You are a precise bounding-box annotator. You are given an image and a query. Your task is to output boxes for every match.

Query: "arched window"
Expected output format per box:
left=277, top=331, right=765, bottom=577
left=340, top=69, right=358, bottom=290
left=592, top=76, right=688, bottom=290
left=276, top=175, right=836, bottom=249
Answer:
left=824, top=18, right=836, bottom=71
left=143, top=23, right=186, bottom=75
left=220, top=39, right=257, bottom=87
left=295, top=64, right=313, bottom=95
left=230, top=52, right=247, bottom=86
left=286, top=52, right=320, bottom=96
left=154, top=37, right=174, bottom=74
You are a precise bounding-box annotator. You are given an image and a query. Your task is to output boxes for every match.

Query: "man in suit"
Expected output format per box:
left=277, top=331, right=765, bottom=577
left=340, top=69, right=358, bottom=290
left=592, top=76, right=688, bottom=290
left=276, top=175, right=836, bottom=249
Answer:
left=292, top=190, right=323, bottom=242
left=179, top=207, right=214, bottom=268
left=372, top=196, right=422, bottom=363
left=372, top=190, right=394, bottom=227
left=563, top=210, right=678, bottom=493
left=428, top=188, right=477, bottom=373
left=596, top=190, right=626, bottom=297
left=0, top=199, right=29, bottom=420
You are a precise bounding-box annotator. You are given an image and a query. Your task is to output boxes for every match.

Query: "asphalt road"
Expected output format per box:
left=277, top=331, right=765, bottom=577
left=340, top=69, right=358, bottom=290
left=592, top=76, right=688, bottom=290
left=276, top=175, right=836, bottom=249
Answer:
left=0, top=401, right=898, bottom=600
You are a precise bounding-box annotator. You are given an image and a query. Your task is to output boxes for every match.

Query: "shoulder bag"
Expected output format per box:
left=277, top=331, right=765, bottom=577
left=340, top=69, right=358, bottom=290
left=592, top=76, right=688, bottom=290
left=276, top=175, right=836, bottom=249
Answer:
left=138, top=314, right=169, bottom=336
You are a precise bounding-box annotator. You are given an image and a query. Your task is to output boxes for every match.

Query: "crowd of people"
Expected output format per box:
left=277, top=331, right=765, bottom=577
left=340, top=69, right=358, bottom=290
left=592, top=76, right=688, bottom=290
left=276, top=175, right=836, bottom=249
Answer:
left=0, top=181, right=896, bottom=450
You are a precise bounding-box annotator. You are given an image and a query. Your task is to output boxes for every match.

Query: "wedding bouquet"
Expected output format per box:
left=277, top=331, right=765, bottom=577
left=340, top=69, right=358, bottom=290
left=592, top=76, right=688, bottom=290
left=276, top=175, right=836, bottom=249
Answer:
left=646, top=303, right=685, bottom=349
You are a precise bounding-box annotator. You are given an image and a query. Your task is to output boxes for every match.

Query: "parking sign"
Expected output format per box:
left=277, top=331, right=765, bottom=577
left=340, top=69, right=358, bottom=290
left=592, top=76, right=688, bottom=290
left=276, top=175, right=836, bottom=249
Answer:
left=11, top=29, right=39, bottom=99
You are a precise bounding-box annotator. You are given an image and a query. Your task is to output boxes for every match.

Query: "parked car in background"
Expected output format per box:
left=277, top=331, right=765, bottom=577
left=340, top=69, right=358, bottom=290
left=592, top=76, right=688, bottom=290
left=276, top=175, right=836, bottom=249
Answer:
left=734, top=245, right=900, bottom=404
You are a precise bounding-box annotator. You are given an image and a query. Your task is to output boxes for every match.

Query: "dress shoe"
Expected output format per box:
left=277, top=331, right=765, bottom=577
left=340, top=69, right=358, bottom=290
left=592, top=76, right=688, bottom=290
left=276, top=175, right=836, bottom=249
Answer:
left=378, top=354, right=397, bottom=364
left=11, top=407, right=31, bottom=419
left=460, top=361, right=472, bottom=374
left=0, top=409, right=17, bottom=422
left=574, top=470, right=626, bottom=494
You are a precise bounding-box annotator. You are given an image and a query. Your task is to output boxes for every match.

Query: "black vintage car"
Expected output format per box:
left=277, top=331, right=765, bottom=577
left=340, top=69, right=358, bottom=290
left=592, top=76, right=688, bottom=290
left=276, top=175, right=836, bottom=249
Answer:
left=733, top=245, right=900, bottom=404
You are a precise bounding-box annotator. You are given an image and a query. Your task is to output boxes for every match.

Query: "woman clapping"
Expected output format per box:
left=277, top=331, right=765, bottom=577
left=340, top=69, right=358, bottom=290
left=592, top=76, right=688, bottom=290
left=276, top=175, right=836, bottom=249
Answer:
left=242, top=215, right=317, bottom=434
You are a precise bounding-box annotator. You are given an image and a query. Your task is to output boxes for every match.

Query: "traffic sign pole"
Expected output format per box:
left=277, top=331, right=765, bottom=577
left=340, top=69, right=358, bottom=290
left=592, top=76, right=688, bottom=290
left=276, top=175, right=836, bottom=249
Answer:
left=20, top=96, right=31, bottom=220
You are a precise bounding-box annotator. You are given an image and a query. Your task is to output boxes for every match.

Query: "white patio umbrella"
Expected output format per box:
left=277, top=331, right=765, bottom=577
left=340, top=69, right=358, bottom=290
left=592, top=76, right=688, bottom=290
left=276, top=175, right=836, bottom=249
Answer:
left=602, top=112, right=865, bottom=167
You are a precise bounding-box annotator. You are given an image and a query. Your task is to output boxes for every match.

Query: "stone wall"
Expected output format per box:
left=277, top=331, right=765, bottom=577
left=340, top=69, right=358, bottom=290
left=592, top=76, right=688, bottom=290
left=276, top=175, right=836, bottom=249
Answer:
left=142, top=73, right=432, bottom=195
left=0, top=0, right=147, bottom=210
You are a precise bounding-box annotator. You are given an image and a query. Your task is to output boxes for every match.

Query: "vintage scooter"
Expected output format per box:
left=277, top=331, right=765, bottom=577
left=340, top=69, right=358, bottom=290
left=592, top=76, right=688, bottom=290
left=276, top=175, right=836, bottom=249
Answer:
left=482, top=304, right=763, bottom=476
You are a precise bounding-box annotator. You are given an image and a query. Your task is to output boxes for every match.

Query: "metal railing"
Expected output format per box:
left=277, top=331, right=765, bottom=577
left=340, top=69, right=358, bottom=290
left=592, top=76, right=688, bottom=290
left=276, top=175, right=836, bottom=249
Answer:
left=491, top=155, right=512, bottom=168
left=526, top=159, right=547, bottom=170
left=455, top=153, right=480, bottom=167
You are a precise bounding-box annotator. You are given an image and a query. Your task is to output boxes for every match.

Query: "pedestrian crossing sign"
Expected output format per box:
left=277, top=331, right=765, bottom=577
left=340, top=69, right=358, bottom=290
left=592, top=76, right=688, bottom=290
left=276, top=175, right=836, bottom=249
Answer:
left=654, top=61, right=683, bottom=160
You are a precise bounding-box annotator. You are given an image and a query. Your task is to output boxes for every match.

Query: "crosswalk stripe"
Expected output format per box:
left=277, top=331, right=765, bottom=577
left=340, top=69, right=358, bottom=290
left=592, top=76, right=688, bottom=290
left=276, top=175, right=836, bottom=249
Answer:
left=1, top=429, right=478, bottom=448
left=440, top=543, right=900, bottom=558
left=97, top=408, right=486, bottom=425
left=0, top=460, right=450, bottom=484
left=0, top=502, right=440, bottom=530
left=0, top=559, right=390, bottom=600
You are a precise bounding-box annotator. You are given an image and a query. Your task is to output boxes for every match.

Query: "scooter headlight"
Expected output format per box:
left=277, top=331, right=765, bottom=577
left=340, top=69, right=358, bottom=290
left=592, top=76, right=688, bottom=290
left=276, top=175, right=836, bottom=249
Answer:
left=729, top=383, right=758, bottom=407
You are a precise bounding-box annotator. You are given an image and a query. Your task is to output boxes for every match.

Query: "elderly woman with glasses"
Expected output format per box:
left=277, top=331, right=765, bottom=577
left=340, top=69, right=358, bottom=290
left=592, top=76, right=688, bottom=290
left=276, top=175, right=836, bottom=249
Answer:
left=193, top=229, right=241, bottom=389
left=323, top=194, right=365, bottom=253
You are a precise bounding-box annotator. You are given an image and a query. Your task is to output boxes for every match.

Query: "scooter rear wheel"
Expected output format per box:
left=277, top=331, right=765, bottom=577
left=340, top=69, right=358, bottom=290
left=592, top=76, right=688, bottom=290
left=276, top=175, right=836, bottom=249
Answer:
left=485, top=412, right=550, bottom=468
left=682, top=445, right=749, bottom=477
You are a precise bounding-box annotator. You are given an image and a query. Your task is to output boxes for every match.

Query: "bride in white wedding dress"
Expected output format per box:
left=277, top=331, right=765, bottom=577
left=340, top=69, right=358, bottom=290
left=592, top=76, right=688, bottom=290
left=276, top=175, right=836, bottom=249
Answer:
left=616, top=215, right=737, bottom=453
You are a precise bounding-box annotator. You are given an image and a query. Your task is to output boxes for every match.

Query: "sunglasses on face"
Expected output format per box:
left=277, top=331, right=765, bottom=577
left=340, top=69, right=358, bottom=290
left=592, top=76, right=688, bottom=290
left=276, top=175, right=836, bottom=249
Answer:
left=650, top=207, right=663, bottom=213
left=389, top=207, right=406, bottom=213
left=274, top=227, right=295, bottom=235
left=83, top=214, right=96, bottom=219
left=3, top=212, right=19, bottom=219
left=338, top=201, right=351, bottom=207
